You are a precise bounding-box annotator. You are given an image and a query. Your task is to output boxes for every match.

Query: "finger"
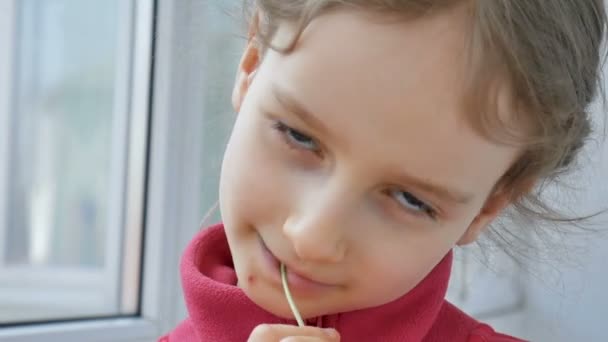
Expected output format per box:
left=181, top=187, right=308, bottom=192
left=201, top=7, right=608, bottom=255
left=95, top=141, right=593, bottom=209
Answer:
left=248, top=324, right=339, bottom=342
left=280, top=337, right=329, bottom=342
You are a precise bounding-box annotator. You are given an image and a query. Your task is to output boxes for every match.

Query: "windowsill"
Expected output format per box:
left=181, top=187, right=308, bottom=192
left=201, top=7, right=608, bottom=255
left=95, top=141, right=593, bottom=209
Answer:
left=0, top=286, right=115, bottom=323
left=0, top=317, right=160, bottom=342
left=0, top=265, right=119, bottom=324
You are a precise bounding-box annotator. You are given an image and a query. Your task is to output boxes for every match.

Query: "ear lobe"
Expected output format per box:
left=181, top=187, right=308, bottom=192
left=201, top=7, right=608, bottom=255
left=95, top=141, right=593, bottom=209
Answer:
left=247, top=70, right=257, bottom=85
left=457, top=191, right=512, bottom=246
left=456, top=216, right=489, bottom=246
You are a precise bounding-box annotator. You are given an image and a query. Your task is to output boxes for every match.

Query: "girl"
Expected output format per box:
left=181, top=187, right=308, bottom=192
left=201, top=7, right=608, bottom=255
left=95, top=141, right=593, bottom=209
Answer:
left=161, top=0, right=606, bottom=341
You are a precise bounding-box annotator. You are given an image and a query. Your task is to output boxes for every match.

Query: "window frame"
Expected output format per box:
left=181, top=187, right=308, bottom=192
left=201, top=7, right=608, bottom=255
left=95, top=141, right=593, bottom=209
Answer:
left=0, top=0, right=117, bottom=320
left=0, top=0, right=139, bottom=322
left=0, top=0, right=217, bottom=339
left=0, top=0, right=169, bottom=339
left=0, top=0, right=16, bottom=272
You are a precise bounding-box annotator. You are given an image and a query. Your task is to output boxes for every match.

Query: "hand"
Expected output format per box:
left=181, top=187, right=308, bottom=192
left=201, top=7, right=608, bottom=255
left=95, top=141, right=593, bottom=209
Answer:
left=247, top=324, right=340, bottom=342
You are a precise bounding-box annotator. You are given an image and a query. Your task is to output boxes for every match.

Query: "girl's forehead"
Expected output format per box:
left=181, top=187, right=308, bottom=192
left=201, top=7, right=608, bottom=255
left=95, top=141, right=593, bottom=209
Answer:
left=270, top=8, right=473, bottom=117
left=259, top=9, right=520, bottom=196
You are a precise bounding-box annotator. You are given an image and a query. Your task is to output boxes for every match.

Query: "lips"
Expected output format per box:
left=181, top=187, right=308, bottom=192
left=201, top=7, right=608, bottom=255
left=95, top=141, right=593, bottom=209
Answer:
left=258, top=236, right=336, bottom=293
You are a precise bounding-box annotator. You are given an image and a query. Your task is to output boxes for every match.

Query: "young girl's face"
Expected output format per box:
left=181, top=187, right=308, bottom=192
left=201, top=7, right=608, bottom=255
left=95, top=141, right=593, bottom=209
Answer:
left=220, top=7, right=521, bottom=319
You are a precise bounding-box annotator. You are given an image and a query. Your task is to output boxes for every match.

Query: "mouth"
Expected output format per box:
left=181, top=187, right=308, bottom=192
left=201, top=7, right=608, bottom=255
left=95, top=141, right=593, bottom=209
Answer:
left=258, top=235, right=337, bottom=295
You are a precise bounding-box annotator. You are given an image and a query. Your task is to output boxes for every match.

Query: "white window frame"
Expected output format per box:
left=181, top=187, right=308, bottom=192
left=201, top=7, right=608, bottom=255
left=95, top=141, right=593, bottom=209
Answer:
left=1, top=0, right=153, bottom=340
left=0, top=0, right=136, bottom=321
left=0, top=0, right=218, bottom=340
left=0, top=1, right=15, bottom=273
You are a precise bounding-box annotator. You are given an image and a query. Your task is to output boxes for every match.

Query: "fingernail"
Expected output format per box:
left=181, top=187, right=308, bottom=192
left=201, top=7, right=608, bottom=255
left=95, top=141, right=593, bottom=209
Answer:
left=323, top=328, right=338, bottom=338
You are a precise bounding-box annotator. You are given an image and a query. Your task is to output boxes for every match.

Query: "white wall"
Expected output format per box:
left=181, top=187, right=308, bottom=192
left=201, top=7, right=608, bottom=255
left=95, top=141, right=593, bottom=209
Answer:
left=519, top=99, right=608, bottom=341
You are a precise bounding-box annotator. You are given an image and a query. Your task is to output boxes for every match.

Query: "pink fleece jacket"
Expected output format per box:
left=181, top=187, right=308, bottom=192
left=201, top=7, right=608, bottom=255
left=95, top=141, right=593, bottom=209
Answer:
left=159, top=224, right=525, bottom=341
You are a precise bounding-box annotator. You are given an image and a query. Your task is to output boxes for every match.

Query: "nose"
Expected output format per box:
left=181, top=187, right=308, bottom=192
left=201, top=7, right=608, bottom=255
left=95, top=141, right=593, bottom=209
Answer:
left=283, top=190, right=349, bottom=263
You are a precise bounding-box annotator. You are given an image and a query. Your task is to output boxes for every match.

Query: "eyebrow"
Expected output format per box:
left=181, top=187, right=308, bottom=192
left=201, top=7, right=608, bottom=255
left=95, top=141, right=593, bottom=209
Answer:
left=271, top=84, right=473, bottom=205
left=272, top=84, right=330, bottom=136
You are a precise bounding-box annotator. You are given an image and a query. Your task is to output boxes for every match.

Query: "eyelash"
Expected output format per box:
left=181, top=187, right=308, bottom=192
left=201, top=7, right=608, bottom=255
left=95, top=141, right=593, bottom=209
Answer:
left=271, top=120, right=437, bottom=220
left=272, top=121, right=321, bottom=154
left=388, top=189, right=437, bottom=220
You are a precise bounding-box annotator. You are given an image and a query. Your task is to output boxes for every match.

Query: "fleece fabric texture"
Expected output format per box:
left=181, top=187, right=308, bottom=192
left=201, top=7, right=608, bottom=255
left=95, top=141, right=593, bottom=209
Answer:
left=160, top=223, right=525, bottom=342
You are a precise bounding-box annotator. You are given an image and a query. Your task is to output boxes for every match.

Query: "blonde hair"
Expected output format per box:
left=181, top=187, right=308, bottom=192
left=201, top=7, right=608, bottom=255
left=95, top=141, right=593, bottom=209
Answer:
left=240, top=0, right=607, bottom=259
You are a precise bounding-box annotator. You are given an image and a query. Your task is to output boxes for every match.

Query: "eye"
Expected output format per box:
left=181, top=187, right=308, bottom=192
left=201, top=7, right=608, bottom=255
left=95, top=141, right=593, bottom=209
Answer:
left=273, top=121, right=320, bottom=153
left=388, top=189, right=437, bottom=220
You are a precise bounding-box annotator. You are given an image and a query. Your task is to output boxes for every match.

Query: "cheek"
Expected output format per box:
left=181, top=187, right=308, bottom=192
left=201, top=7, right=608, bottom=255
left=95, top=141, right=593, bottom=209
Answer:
left=353, top=231, right=457, bottom=303
left=354, top=250, right=426, bottom=305
left=220, top=115, right=291, bottom=225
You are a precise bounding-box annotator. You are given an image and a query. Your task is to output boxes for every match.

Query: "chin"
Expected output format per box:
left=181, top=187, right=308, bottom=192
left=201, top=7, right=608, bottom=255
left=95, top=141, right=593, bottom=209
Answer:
left=245, top=285, right=344, bottom=321
left=243, top=285, right=301, bottom=319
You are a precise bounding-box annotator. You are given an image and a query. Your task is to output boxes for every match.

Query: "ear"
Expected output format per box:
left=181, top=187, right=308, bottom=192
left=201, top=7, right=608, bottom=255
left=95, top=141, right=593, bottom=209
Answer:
left=457, top=179, right=536, bottom=246
left=231, top=14, right=261, bottom=113
left=456, top=190, right=512, bottom=246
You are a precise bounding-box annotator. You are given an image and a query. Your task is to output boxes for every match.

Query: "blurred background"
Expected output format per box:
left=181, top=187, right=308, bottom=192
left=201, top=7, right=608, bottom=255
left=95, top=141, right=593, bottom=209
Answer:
left=0, top=0, right=606, bottom=341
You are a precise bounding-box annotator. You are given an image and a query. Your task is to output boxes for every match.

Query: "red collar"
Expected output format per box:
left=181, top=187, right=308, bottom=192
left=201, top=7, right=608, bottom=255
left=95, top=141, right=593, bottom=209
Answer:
left=176, top=223, right=454, bottom=341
